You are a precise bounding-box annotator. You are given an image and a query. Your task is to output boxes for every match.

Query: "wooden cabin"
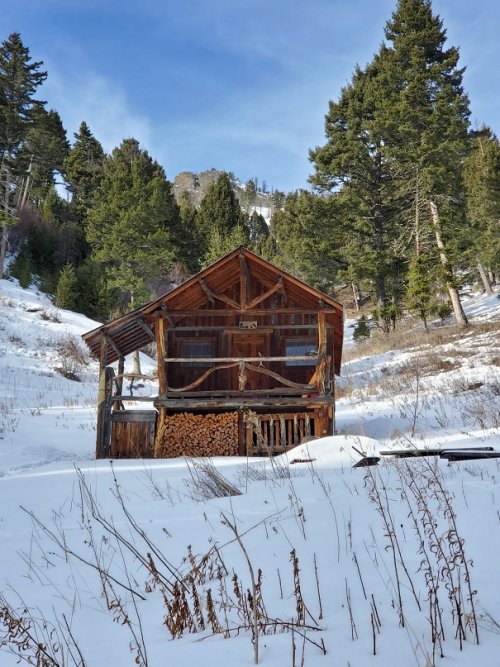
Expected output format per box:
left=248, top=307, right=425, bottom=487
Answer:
left=82, top=247, right=344, bottom=459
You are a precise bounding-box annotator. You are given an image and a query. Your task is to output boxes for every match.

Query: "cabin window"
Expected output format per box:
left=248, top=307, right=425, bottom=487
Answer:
left=285, top=338, right=317, bottom=366
left=179, top=339, right=214, bottom=367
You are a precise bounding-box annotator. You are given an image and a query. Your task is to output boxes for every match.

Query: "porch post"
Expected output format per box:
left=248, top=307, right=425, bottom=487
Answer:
left=96, top=335, right=113, bottom=458
left=154, top=316, right=167, bottom=457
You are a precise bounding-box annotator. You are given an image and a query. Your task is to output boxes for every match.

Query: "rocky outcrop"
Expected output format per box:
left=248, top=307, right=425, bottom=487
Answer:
left=173, top=169, right=272, bottom=217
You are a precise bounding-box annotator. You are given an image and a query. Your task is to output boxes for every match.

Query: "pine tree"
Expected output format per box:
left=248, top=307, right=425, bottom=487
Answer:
left=309, top=59, right=399, bottom=317
left=196, top=172, right=247, bottom=251
left=85, top=138, right=181, bottom=307
left=177, top=191, right=202, bottom=272
left=0, top=32, right=47, bottom=277
left=382, top=0, right=471, bottom=325
left=406, top=251, right=442, bottom=329
left=463, top=127, right=500, bottom=292
left=17, top=106, right=69, bottom=205
left=242, top=178, right=257, bottom=213
left=352, top=315, right=371, bottom=343
left=248, top=211, right=268, bottom=244
left=8, top=247, right=32, bottom=287
left=202, top=225, right=249, bottom=268
left=270, top=190, right=346, bottom=293
left=310, top=0, right=472, bottom=327
left=63, top=121, right=105, bottom=221
left=55, top=262, right=78, bottom=310
left=75, top=257, right=114, bottom=321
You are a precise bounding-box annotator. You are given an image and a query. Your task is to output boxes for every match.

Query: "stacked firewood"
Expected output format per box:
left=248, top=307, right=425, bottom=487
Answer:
left=159, top=412, right=239, bottom=457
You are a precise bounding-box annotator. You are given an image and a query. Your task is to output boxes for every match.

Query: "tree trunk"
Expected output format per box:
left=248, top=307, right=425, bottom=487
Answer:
left=429, top=200, right=468, bottom=327
left=0, top=174, right=11, bottom=279
left=477, top=256, right=494, bottom=296
left=351, top=282, right=360, bottom=312
left=133, top=350, right=141, bottom=375
left=373, top=164, right=389, bottom=330
left=0, top=225, right=7, bottom=279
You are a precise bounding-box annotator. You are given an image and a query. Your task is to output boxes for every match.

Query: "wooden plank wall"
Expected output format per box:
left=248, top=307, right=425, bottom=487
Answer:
left=110, top=410, right=157, bottom=458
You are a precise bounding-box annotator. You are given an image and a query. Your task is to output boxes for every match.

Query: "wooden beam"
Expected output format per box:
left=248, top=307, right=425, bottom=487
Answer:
left=239, top=252, right=250, bottom=308
left=136, top=316, right=156, bottom=341
left=105, top=333, right=121, bottom=360
left=198, top=277, right=215, bottom=304
left=159, top=303, right=176, bottom=328
left=199, top=278, right=240, bottom=309
left=279, top=278, right=288, bottom=306
left=113, top=355, right=125, bottom=411
left=243, top=363, right=316, bottom=390
left=96, top=366, right=114, bottom=458
left=245, top=278, right=284, bottom=310
left=163, top=308, right=338, bottom=317
left=156, top=317, right=167, bottom=396
left=99, top=334, right=108, bottom=371
left=170, top=324, right=320, bottom=332
left=166, top=362, right=237, bottom=393
left=164, top=355, right=317, bottom=363
left=154, top=397, right=334, bottom=410
left=316, top=310, right=327, bottom=395
left=165, top=387, right=315, bottom=398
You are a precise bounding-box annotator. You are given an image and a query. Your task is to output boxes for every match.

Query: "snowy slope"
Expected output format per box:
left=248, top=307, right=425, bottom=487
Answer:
left=0, top=277, right=499, bottom=667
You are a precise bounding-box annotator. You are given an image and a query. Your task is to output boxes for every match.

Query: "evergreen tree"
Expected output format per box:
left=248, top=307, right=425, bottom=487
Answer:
left=463, top=126, right=500, bottom=291
left=177, top=191, right=202, bottom=273
left=8, top=247, right=32, bottom=287
left=202, top=225, right=249, bottom=268
left=309, top=59, right=399, bottom=316
left=196, top=172, right=247, bottom=250
left=270, top=190, right=346, bottom=293
left=75, top=257, right=113, bottom=320
left=248, top=211, right=268, bottom=244
left=310, top=0, right=471, bottom=327
left=352, top=315, right=371, bottom=343
left=0, top=32, right=47, bottom=277
left=55, top=262, right=78, bottom=310
left=270, top=189, right=286, bottom=211
left=17, top=107, right=69, bottom=205
left=382, top=0, right=471, bottom=325
left=242, top=178, right=257, bottom=213
left=406, top=251, right=442, bottom=329
left=63, top=121, right=105, bottom=221
left=85, top=138, right=181, bottom=307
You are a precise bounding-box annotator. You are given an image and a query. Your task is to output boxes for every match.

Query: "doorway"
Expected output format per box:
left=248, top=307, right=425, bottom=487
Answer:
left=230, top=333, right=269, bottom=391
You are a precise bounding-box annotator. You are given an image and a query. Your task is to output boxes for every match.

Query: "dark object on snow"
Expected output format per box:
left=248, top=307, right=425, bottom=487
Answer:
left=440, top=450, right=500, bottom=462
left=379, top=446, right=494, bottom=459
left=353, top=456, right=380, bottom=468
left=352, top=444, right=380, bottom=467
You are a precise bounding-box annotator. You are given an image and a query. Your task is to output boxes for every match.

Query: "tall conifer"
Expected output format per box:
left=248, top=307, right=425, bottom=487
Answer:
left=0, top=32, right=47, bottom=277
left=85, top=138, right=181, bottom=306
left=196, top=172, right=247, bottom=251
left=382, top=0, right=470, bottom=325
left=463, top=127, right=500, bottom=291
left=63, top=121, right=105, bottom=221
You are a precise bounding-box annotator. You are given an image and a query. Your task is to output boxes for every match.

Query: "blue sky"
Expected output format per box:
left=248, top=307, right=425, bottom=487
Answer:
left=3, top=0, right=500, bottom=192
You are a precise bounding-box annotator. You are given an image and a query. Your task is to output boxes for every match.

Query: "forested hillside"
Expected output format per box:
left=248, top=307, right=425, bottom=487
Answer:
left=1, top=0, right=499, bottom=333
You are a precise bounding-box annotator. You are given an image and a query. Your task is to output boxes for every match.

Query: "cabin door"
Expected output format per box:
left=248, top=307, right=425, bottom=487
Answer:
left=230, top=333, right=269, bottom=391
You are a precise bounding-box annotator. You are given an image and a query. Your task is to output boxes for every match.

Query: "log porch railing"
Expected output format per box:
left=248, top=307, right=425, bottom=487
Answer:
left=163, top=356, right=321, bottom=395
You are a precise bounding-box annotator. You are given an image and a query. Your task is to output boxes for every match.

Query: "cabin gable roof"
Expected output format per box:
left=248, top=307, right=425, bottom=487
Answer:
left=82, top=247, right=344, bottom=372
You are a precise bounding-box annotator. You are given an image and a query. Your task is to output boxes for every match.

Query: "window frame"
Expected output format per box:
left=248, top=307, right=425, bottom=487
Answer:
left=284, top=337, right=317, bottom=367
left=177, top=337, right=215, bottom=368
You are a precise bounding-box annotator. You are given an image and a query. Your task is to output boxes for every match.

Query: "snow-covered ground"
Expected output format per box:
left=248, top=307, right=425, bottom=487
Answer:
left=0, top=277, right=499, bottom=666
